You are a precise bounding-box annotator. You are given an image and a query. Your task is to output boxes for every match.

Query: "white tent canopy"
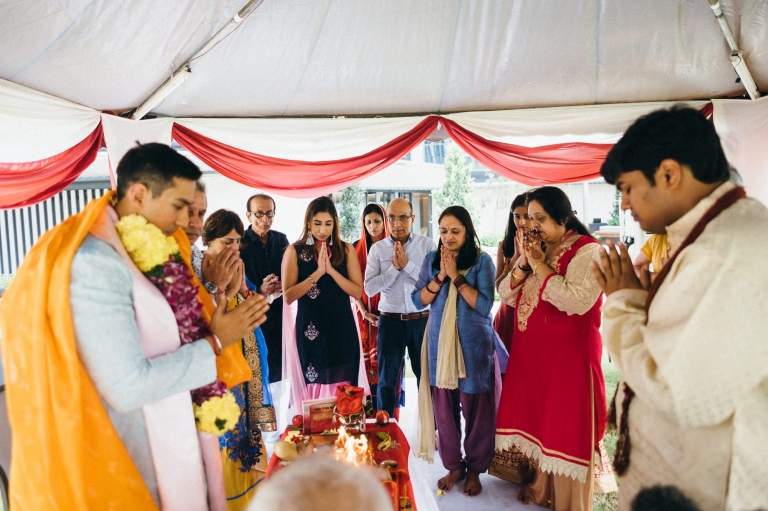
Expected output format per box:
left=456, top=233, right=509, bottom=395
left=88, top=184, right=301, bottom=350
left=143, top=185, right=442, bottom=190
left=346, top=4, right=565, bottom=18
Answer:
left=1, top=0, right=766, bottom=118
left=1, top=0, right=768, bottom=203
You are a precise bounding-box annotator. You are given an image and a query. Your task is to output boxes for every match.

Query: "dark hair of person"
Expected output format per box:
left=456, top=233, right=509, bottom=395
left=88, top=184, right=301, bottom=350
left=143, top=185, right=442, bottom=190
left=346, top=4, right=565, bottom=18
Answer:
left=501, top=193, right=528, bottom=258
left=526, top=187, right=594, bottom=239
left=601, top=106, right=730, bottom=186
left=202, top=209, right=245, bottom=246
left=631, top=485, right=701, bottom=511
left=432, top=206, right=482, bottom=272
left=247, top=193, right=276, bottom=212
left=297, top=196, right=347, bottom=266
left=361, top=203, right=386, bottom=252
left=116, top=143, right=201, bottom=201
left=195, top=179, right=206, bottom=194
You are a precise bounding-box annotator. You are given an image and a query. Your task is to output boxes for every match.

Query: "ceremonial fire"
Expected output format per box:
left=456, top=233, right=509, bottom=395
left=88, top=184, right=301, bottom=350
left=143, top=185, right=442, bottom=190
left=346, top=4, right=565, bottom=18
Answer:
left=334, top=426, right=371, bottom=466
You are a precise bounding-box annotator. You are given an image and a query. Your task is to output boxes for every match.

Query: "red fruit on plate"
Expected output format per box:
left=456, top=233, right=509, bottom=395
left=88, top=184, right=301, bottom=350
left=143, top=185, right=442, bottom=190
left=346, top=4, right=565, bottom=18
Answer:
left=376, top=410, right=390, bottom=426
left=292, top=414, right=304, bottom=430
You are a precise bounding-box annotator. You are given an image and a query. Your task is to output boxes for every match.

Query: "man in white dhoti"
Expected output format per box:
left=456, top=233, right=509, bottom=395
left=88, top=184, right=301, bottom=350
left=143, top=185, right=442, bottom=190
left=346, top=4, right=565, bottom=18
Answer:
left=591, top=106, right=768, bottom=511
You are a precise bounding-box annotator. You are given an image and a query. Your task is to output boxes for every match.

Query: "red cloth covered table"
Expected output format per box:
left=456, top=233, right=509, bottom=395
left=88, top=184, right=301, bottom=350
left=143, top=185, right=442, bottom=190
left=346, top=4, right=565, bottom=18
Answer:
left=266, top=420, right=417, bottom=510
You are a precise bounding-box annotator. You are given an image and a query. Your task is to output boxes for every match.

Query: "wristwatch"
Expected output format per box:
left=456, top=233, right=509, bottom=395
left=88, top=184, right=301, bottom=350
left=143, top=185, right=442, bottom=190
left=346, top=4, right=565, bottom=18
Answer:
left=204, top=281, right=220, bottom=294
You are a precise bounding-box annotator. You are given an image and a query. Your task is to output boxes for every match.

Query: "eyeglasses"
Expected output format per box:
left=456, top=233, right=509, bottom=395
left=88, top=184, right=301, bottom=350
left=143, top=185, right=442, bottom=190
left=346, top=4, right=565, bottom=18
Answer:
left=387, top=215, right=413, bottom=223
left=249, top=211, right=275, bottom=218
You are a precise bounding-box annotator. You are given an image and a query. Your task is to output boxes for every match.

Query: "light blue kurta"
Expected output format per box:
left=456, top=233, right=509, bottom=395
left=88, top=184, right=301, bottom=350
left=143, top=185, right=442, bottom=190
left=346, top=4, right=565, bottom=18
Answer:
left=69, top=235, right=217, bottom=504
left=411, top=251, right=497, bottom=394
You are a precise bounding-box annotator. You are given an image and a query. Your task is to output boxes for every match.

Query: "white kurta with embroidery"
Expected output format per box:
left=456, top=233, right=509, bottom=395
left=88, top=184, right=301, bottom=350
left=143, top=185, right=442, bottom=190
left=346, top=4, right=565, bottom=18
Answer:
left=602, top=182, right=768, bottom=511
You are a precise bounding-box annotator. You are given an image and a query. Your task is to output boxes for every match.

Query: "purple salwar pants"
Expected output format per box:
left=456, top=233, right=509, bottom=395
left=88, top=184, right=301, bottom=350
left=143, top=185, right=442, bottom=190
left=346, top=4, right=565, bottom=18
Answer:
left=432, top=386, right=497, bottom=474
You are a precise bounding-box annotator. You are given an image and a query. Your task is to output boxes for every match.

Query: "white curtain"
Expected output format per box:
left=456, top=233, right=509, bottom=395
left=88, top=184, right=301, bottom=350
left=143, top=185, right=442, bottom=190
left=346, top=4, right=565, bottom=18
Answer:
left=0, top=78, right=100, bottom=162
left=174, top=116, right=428, bottom=160
left=714, top=97, right=768, bottom=206
left=101, top=115, right=174, bottom=179
left=445, top=101, right=710, bottom=146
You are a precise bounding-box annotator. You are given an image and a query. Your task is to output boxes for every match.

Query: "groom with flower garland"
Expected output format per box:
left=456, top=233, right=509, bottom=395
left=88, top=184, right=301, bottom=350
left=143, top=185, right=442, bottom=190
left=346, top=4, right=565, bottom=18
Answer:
left=0, top=143, right=269, bottom=511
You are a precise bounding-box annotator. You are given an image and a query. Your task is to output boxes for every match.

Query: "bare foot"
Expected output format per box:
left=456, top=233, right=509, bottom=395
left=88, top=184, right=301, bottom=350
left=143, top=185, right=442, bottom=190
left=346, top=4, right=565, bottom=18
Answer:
left=463, top=471, right=482, bottom=496
left=437, top=468, right=466, bottom=492
left=517, top=487, right=530, bottom=505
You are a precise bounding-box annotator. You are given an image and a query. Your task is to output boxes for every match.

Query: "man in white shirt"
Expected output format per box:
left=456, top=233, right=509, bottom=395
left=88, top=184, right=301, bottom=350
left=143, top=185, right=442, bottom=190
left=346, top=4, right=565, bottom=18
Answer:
left=591, top=106, right=768, bottom=511
left=364, top=198, right=435, bottom=415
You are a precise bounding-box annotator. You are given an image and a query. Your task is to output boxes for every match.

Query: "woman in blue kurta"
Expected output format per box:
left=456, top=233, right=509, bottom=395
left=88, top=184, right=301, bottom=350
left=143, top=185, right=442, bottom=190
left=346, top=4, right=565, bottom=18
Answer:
left=412, top=206, right=500, bottom=498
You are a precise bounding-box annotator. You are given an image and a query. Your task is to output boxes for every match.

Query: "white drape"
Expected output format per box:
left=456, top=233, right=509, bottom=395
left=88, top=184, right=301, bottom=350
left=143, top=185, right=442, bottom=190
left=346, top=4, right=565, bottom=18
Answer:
left=713, top=97, right=768, bottom=206
left=101, top=115, right=174, bottom=177
left=445, top=101, right=710, bottom=146
left=0, top=78, right=100, bottom=162
left=174, top=116, right=428, bottom=161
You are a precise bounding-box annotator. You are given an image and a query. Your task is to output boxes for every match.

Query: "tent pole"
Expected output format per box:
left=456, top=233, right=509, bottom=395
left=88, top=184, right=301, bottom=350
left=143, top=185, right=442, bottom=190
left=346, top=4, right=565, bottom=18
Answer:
left=708, top=0, right=761, bottom=99
left=130, top=0, right=265, bottom=120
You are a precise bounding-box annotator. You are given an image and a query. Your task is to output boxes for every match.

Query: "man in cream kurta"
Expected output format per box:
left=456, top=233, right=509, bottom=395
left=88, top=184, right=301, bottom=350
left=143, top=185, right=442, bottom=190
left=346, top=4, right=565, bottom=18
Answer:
left=592, top=107, right=768, bottom=511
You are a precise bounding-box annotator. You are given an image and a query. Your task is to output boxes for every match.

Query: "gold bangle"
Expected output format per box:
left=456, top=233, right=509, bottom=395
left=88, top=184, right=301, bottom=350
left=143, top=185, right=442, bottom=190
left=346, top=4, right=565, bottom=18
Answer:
left=533, top=261, right=544, bottom=274
left=511, top=267, right=525, bottom=281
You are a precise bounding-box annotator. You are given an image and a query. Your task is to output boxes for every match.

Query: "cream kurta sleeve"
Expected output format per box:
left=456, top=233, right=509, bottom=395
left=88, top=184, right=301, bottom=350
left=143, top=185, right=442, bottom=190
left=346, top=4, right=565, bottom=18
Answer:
left=541, top=242, right=602, bottom=316
left=602, top=238, right=768, bottom=429
left=497, top=270, right=520, bottom=306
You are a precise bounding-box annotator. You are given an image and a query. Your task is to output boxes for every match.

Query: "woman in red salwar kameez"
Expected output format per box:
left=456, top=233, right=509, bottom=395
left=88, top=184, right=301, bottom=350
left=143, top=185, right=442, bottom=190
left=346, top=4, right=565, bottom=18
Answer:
left=492, top=187, right=616, bottom=511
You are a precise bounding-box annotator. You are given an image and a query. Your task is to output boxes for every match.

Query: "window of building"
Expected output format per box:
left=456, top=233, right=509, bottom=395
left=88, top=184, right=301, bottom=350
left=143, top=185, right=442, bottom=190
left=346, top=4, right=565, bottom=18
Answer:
left=424, top=140, right=447, bottom=164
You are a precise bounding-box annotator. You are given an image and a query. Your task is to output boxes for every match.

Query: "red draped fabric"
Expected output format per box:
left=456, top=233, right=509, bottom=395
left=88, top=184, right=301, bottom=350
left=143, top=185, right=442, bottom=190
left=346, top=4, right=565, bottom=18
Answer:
left=0, top=123, right=104, bottom=209
left=172, top=117, right=440, bottom=198
left=441, top=118, right=613, bottom=185
left=0, top=102, right=715, bottom=209
left=441, top=103, right=713, bottom=186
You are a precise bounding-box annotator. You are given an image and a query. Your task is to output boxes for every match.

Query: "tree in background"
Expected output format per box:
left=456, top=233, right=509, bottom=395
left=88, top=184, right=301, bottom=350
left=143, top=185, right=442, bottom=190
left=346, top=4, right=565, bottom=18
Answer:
left=434, top=145, right=475, bottom=218
left=608, top=188, right=621, bottom=226
left=339, top=184, right=365, bottom=241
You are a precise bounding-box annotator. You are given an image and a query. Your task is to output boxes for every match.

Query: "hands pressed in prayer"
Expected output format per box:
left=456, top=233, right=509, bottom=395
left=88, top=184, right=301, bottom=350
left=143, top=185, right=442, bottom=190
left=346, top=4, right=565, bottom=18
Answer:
left=202, top=245, right=239, bottom=290
left=437, top=245, right=449, bottom=282
left=225, top=259, right=246, bottom=299
left=591, top=239, right=651, bottom=296
left=393, top=242, right=409, bottom=270
left=515, top=229, right=529, bottom=269
left=523, top=232, right=545, bottom=265
left=316, top=242, right=329, bottom=276
left=442, top=245, right=459, bottom=280
left=210, top=291, right=270, bottom=348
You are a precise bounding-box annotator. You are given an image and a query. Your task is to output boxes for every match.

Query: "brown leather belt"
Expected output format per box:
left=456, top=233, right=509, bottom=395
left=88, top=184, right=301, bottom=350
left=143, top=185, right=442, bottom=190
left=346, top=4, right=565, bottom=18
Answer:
left=380, top=311, right=429, bottom=321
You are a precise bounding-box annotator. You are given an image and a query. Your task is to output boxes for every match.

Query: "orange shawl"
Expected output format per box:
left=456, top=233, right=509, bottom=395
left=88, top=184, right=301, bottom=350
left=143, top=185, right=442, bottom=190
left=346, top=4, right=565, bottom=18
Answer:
left=0, top=192, right=250, bottom=510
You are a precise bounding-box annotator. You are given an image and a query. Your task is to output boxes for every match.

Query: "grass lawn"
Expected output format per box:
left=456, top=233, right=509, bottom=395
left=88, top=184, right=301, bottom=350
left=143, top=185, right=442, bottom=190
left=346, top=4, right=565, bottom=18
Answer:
left=594, top=357, right=621, bottom=511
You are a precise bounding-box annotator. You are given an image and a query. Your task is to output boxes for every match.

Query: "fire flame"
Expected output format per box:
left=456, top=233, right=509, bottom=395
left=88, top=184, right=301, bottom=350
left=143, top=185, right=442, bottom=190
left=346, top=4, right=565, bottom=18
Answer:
left=334, top=426, right=370, bottom=466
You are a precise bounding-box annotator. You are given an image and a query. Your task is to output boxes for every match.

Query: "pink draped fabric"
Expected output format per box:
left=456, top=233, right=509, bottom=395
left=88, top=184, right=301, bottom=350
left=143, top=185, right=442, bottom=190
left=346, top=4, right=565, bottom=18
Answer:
left=172, top=117, right=440, bottom=198
left=0, top=123, right=103, bottom=209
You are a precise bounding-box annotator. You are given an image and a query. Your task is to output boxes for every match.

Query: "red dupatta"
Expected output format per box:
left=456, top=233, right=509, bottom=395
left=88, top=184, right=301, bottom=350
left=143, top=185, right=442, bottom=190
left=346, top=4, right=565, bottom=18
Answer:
left=354, top=204, right=390, bottom=314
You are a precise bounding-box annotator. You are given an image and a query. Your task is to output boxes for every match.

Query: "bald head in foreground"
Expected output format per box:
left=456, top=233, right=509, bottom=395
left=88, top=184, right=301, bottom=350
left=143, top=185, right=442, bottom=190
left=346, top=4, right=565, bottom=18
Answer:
left=248, top=456, right=394, bottom=511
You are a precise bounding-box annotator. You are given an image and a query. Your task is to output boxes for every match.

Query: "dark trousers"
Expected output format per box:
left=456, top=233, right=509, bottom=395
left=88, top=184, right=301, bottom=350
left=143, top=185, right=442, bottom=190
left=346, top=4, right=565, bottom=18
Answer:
left=433, top=386, right=497, bottom=474
left=376, top=315, right=427, bottom=415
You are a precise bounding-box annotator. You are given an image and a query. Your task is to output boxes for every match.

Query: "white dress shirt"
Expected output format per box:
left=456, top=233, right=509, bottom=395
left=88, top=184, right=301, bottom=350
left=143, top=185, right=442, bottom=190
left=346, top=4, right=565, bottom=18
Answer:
left=364, top=233, right=436, bottom=314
